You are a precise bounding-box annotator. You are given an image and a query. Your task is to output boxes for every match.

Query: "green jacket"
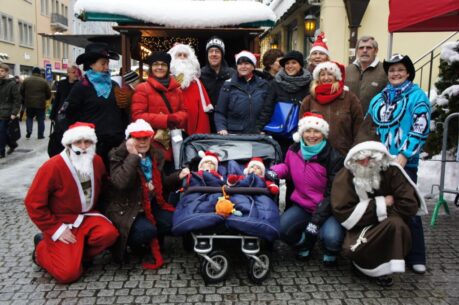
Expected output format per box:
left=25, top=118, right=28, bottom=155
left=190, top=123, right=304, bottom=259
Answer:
left=0, top=78, right=21, bottom=119
left=20, top=75, right=51, bottom=109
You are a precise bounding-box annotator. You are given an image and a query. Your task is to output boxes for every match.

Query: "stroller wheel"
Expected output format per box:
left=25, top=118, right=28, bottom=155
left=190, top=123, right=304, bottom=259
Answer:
left=248, top=252, right=270, bottom=284
left=200, top=250, right=230, bottom=284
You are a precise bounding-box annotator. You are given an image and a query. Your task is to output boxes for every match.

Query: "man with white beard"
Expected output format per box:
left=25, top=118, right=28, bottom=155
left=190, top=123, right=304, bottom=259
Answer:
left=331, top=141, right=427, bottom=287
left=168, top=43, right=213, bottom=135
left=25, top=122, right=119, bottom=284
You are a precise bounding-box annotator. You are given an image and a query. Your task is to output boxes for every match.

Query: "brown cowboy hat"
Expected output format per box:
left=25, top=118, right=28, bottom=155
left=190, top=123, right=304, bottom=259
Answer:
left=76, top=42, right=119, bottom=65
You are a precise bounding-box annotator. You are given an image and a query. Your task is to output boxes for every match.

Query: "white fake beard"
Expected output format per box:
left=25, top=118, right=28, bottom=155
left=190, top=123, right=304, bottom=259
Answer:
left=69, top=144, right=96, bottom=179
left=170, top=59, right=199, bottom=89
left=349, top=159, right=383, bottom=194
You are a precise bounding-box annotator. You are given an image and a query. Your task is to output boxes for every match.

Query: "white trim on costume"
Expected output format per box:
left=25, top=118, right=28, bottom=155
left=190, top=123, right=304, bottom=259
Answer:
left=353, top=259, right=405, bottom=277
left=375, top=196, right=387, bottom=222
left=341, top=199, right=370, bottom=230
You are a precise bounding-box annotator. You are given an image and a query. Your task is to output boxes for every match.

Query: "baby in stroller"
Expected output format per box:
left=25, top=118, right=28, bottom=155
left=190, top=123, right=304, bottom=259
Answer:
left=172, top=134, right=282, bottom=284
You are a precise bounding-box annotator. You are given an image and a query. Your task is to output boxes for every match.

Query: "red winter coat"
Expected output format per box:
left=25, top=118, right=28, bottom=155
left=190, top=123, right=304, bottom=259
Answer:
left=24, top=151, right=106, bottom=239
left=182, top=79, right=212, bottom=135
left=131, top=76, right=188, bottom=130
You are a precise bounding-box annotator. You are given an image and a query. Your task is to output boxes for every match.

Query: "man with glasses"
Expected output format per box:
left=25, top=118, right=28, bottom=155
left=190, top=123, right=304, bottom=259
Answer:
left=345, top=36, right=387, bottom=114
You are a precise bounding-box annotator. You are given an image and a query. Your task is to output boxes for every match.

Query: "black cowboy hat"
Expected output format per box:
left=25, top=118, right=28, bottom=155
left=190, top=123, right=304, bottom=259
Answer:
left=76, top=42, right=119, bottom=65
left=383, top=54, right=415, bottom=81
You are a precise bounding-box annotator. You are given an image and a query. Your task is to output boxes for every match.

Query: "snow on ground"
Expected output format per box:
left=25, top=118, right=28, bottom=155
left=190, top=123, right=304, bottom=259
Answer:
left=0, top=151, right=48, bottom=201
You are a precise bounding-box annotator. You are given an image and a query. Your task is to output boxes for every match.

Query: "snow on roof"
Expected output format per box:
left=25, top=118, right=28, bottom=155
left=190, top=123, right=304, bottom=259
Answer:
left=74, top=0, right=276, bottom=28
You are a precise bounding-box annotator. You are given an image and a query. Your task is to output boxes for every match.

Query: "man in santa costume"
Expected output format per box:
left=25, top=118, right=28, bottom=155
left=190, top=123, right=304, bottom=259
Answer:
left=331, top=140, right=427, bottom=286
left=168, top=43, right=213, bottom=135
left=25, top=122, right=119, bottom=284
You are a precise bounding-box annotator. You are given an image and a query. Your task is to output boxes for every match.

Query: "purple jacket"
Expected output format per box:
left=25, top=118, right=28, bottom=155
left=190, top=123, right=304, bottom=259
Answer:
left=271, top=142, right=343, bottom=215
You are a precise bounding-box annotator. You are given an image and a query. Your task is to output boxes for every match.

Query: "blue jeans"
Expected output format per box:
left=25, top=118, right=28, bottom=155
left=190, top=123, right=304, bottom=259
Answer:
left=280, top=204, right=345, bottom=254
left=26, top=107, right=45, bottom=138
left=0, top=119, right=8, bottom=155
left=127, top=201, right=173, bottom=250
left=404, top=167, right=426, bottom=265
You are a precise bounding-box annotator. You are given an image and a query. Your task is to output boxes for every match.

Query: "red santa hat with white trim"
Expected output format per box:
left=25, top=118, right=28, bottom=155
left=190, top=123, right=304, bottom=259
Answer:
left=61, top=122, right=98, bottom=146
left=125, top=119, right=155, bottom=139
left=198, top=150, right=220, bottom=170
left=310, top=32, right=329, bottom=56
left=312, top=61, right=345, bottom=81
left=244, top=157, right=266, bottom=176
left=292, top=112, right=329, bottom=143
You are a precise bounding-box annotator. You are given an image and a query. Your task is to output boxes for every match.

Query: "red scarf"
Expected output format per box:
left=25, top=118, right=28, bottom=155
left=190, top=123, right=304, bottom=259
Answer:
left=314, top=82, right=344, bottom=104
left=140, top=154, right=175, bottom=270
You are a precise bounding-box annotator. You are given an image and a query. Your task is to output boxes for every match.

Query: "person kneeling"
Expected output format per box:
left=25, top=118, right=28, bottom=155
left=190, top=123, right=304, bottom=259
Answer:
left=105, top=119, right=188, bottom=268
left=25, top=122, right=119, bottom=284
left=331, top=141, right=427, bottom=286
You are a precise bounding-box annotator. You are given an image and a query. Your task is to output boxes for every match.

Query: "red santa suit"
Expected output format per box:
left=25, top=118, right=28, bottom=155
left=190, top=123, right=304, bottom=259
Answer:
left=182, top=78, right=212, bottom=135
left=25, top=150, right=119, bottom=284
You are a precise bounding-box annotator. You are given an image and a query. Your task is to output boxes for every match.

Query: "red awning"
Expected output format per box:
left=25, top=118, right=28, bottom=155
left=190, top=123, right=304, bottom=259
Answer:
left=388, top=0, right=459, bottom=32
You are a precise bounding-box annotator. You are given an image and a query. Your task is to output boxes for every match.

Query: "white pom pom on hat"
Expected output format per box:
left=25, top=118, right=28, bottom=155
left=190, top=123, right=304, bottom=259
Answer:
left=292, top=112, right=329, bottom=143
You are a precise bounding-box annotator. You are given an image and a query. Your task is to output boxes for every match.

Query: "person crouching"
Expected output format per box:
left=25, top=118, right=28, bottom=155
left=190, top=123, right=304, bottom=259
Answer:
left=25, top=122, right=119, bottom=284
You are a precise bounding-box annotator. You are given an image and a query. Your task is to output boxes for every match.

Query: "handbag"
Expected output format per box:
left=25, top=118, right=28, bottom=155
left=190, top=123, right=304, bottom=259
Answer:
left=7, top=118, right=21, bottom=141
left=263, top=101, right=299, bottom=137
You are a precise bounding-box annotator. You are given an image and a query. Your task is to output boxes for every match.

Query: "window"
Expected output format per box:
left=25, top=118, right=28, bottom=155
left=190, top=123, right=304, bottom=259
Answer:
left=41, top=0, right=49, bottom=16
left=53, top=39, right=61, bottom=59
left=18, top=20, right=33, bottom=47
left=0, top=13, right=14, bottom=43
left=42, top=36, right=51, bottom=57
left=52, top=0, right=59, bottom=14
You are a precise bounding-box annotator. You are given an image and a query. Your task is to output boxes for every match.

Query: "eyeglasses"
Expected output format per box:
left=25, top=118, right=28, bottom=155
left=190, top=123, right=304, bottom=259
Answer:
left=152, top=62, right=168, bottom=68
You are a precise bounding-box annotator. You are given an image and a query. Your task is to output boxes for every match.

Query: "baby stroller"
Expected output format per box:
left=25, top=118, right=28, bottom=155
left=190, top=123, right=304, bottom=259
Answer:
left=172, top=134, right=282, bottom=284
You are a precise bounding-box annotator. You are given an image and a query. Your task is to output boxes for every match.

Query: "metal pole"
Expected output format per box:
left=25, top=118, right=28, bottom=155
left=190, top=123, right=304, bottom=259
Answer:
left=387, top=32, right=393, bottom=58
left=427, top=51, right=433, bottom=99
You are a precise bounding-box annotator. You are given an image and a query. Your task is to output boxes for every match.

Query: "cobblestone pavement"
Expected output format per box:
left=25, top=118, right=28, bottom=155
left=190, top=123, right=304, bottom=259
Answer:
left=0, top=125, right=458, bottom=305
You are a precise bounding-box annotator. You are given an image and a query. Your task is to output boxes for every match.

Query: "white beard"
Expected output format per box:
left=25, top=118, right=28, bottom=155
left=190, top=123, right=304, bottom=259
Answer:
left=69, top=144, right=95, bottom=180
left=170, top=58, right=199, bottom=89
left=349, top=159, right=383, bottom=194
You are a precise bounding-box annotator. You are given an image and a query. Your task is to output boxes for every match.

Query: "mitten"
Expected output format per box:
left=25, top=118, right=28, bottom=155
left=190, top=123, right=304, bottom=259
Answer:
left=267, top=183, right=279, bottom=195
left=114, top=86, right=133, bottom=109
left=160, top=202, right=176, bottom=212
left=167, top=114, right=180, bottom=129
left=302, top=222, right=319, bottom=251
left=227, top=174, right=241, bottom=186
left=265, top=170, right=279, bottom=185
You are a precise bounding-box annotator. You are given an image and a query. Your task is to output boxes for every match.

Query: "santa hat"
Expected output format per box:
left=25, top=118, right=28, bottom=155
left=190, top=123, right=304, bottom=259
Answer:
left=312, top=61, right=345, bottom=81
left=243, top=157, right=266, bottom=176
left=235, top=50, right=257, bottom=67
left=61, top=122, right=97, bottom=146
left=292, top=112, right=329, bottom=143
left=125, top=119, right=155, bottom=139
left=310, top=33, right=329, bottom=56
left=198, top=150, right=220, bottom=170
left=344, top=141, right=395, bottom=170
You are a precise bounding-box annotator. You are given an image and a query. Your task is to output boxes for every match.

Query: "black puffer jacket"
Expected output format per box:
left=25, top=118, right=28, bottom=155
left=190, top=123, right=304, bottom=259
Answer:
left=0, top=78, right=21, bottom=119
left=200, top=61, right=235, bottom=107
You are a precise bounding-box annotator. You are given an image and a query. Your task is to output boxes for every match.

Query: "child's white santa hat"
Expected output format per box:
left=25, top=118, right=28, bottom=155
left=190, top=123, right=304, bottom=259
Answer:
left=310, top=32, right=329, bottom=56
left=125, top=119, right=155, bottom=139
left=312, top=61, right=345, bottom=81
left=292, top=112, right=329, bottom=143
left=61, top=122, right=98, bottom=146
left=244, top=157, right=266, bottom=176
left=198, top=150, right=220, bottom=170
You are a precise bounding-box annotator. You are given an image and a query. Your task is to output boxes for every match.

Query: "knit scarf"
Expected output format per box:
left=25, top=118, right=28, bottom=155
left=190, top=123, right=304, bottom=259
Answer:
left=300, top=139, right=326, bottom=161
left=382, top=80, right=413, bottom=104
left=274, top=68, right=312, bottom=93
left=314, top=82, right=344, bottom=104
left=139, top=153, right=175, bottom=270
left=154, top=76, right=170, bottom=89
left=85, top=69, right=112, bottom=99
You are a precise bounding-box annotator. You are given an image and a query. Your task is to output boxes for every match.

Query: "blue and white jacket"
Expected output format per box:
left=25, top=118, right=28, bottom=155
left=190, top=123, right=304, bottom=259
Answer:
left=367, top=83, right=431, bottom=168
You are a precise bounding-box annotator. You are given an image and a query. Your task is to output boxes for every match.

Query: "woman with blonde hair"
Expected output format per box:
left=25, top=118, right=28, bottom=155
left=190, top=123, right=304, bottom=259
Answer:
left=300, top=61, right=363, bottom=156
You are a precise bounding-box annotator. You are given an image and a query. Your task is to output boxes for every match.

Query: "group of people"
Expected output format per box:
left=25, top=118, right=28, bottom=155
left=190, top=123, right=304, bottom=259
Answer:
left=23, top=33, right=431, bottom=287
